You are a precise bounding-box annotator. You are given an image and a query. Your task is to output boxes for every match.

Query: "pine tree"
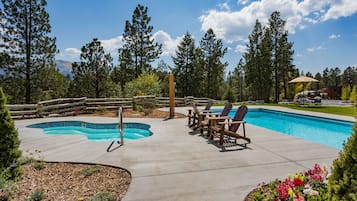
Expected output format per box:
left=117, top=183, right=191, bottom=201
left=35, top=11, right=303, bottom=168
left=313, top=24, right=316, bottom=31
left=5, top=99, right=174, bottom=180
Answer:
left=199, top=28, right=227, bottom=99
left=268, top=11, right=296, bottom=102
left=119, top=4, right=162, bottom=78
left=0, top=87, right=22, bottom=178
left=70, top=38, right=116, bottom=98
left=0, top=0, right=57, bottom=103
left=349, top=85, right=356, bottom=102
left=172, top=32, right=196, bottom=97
left=244, top=20, right=272, bottom=102
left=230, top=59, right=246, bottom=101
left=328, top=114, right=357, bottom=200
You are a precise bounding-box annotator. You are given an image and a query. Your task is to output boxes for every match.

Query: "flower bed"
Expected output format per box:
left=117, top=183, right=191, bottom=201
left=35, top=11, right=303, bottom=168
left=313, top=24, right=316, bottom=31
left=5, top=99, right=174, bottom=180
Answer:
left=246, top=164, right=329, bottom=201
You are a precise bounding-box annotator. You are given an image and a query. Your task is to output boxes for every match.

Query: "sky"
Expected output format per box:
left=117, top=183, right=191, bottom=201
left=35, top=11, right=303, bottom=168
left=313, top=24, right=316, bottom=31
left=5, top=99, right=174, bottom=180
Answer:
left=47, top=0, right=357, bottom=75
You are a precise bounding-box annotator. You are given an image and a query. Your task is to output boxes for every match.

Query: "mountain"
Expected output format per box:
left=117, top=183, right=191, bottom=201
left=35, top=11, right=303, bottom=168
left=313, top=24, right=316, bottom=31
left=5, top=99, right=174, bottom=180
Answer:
left=55, top=60, right=73, bottom=77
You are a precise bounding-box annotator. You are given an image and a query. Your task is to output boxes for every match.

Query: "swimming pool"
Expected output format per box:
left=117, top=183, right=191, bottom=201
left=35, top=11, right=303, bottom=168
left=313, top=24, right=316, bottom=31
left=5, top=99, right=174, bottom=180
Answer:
left=214, top=108, right=354, bottom=150
left=28, top=121, right=152, bottom=141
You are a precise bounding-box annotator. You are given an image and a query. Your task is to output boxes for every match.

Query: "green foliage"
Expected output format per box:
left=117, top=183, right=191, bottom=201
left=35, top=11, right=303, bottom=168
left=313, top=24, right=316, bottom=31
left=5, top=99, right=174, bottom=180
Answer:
left=70, top=38, right=117, bottom=98
left=349, top=85, right=356, bottom=102
left=124, top=73, right=162, bottom=97
left=172, top=32, right=196, bottom=97
left=244, top=19, right=273, bottom=102
left=0, top=0, right=57, bottom=103
left=200, top=28, right=227, bottom=99
left=96, top=107, right=108, bottom=115
left=328, top=113, right=357, bottom=200
left=341, top=85, right=351, bottom=100
left=82, top=165, right=101, bottom=177
left=0, top=168, right=15, bottom=200
left=0, top=88, right=22, bottom=178
left=119, top=4, right=162, bottom=79
left=89, top=192, right=114, bottom=201
left=26, top=188, right=45, bottom=201
left=223, top=87, right=237, bottom=103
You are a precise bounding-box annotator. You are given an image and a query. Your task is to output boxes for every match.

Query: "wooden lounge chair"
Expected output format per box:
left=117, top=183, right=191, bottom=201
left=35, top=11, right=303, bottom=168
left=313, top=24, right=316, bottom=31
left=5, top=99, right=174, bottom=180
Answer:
left=199, top=102, right=233, bottom=135
left=187, top=100, right=214, bottom=127
left=210, top=105, right=250, bottom=148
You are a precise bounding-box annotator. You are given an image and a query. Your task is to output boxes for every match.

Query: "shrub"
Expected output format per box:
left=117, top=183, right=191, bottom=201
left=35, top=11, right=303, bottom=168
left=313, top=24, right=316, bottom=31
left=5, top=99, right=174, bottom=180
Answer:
left=349, top=85, right=356, bottom=103
left=89, top=191, right=114, bottom=201
left=223, top=87, right=237, bottom=103
left=0, top=168, right=15, bottom=201
left=327, top=115, right=357, bottom=200
left=124, top=73, right=162, bottom=97
left=26, top=188, right=45, bottom=201
left=0, top=87, right=22, bottom=179
left=341, top=85, right=351, bottom=101
left=82, top=165, right=101, bottom=177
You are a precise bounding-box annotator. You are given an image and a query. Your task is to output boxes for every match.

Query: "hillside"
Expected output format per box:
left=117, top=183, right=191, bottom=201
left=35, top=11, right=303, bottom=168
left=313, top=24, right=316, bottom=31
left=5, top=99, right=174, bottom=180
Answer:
left=56, top=59, right=72, bottom=76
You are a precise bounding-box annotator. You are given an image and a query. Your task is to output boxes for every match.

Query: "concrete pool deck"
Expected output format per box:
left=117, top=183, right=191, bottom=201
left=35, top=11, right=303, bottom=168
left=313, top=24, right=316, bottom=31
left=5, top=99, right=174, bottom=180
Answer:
left=15, top=106, right=354, bottom=201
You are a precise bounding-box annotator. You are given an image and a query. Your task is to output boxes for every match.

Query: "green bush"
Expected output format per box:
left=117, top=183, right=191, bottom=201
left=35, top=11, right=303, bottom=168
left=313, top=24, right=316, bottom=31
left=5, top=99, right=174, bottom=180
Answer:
left=341, top=85, right=351, bottom=100
left=82, top=165, right=101, bottom=177
left=349, top=85, right=356, bottom=103
left=124, top=73, right=162, bottom=97
left=328, top=115, right=357, bottom=200
left=26, top=188, right=45, bottom=201
left=223, top=87, right=237, bottom=103
left=0, top=168, right=15, bottom=200
left=89, top=192, right=114, bottom=201
left=0, top=87, right=22, bottom=179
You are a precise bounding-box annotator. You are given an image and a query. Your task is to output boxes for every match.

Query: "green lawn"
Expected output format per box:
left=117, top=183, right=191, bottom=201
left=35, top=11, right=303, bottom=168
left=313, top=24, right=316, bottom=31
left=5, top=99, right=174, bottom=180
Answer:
left=222, top=103, right=356, bottom=117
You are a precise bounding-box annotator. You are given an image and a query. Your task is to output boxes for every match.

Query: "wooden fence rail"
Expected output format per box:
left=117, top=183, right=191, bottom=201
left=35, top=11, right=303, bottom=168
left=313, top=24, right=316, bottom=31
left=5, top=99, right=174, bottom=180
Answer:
left=7, top=96, right=215, bottom=119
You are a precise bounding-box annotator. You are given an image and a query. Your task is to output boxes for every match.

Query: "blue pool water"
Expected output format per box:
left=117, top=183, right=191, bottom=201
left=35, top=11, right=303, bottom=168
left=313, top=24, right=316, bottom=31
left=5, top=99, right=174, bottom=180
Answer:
left=28, top=121, right=152, bottom=141
left=214, top=108, right=354, bottom=150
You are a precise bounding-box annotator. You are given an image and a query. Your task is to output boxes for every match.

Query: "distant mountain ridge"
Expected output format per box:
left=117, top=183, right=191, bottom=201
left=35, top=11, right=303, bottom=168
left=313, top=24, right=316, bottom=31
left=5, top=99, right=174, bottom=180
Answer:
left=55, top=60, right=73, bottom=76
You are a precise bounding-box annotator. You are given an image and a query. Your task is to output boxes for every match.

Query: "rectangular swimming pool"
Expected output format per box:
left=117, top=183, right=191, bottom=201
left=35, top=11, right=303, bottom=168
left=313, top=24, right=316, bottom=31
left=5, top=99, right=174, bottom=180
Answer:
left=221, top=108, right=354, bottom=150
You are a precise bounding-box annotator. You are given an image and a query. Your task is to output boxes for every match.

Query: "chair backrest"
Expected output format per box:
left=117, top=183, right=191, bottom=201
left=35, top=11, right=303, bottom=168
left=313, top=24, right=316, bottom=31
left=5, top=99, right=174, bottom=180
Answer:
left=192, top=102, right=200, bottom=114
left=204, top=99, right=214, bottom=110
left=221, top=102, right=233, bottom=116
left=229, top=105, right=248, bottom=132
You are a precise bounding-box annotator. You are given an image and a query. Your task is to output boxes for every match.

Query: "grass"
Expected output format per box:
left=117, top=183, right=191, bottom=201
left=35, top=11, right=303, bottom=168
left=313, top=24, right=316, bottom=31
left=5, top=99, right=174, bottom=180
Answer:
left=213, top=103, right=356, bottom=117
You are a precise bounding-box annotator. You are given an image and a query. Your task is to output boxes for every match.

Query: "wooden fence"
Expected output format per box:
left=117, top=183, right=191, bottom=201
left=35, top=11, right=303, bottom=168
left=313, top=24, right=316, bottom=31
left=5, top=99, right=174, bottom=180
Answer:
left=7, top=96, right=215, bottom=119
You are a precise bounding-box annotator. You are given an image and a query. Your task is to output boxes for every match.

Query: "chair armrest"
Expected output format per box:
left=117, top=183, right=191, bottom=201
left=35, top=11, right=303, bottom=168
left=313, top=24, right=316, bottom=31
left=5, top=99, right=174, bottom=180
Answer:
left=208, top=116, right=229, bottom=120
left=200, top=110, right=212, bottom=113
left=230, top=121, right=245, bottom=124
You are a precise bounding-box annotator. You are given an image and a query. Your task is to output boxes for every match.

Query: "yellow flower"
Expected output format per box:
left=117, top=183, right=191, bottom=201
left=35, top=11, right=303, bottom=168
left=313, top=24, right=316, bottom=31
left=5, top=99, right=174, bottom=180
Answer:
left=78, top=197, right=84, bottom=201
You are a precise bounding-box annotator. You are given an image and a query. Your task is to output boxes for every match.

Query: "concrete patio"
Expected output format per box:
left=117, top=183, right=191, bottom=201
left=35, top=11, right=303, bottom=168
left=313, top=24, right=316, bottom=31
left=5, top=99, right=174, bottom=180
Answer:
left=15, top=106, right=353, bottom=201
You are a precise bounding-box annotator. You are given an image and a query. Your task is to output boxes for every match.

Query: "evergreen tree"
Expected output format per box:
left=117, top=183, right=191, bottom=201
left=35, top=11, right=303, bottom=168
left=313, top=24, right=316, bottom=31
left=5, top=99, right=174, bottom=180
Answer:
left=0, top=0, right=57, bottom=103
left=230, top=59, right=246, bottom=101
left=115, top=48, right=135, bottom=95
left=341, top=66, right=357, bottom=86
left=349, top=85, right=356, bottom=102
left=341, top=85, right=351, bottom=101
left=119, top=4, right=162, bottom=78
left=191, top=47, right=205, bottom=97
left=172, top=32, right=196, bottom=97
left=0, top=87, right=21, bottom=178
left=328, top=114, right=357, bottom=200
left=153, top=60, right=171, bottom=97
left=244, top=20, right=272, bottom=102
left=199, top=28, right=227, bottom=99
left=267, top=11, right=296, bottom=102
left=70, top=38, right=116, bottom=98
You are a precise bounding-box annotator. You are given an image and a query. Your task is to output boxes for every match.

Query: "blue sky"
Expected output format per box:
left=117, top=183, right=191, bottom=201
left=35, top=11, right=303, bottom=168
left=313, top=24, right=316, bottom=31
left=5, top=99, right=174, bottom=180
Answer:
left=47, top=0, right=357, bottom=75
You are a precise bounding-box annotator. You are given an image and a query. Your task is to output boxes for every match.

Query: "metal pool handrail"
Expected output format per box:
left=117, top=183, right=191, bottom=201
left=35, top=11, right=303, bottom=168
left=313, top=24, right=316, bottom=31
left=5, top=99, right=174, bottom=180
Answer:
left=107, top=107, right=124, bottom=152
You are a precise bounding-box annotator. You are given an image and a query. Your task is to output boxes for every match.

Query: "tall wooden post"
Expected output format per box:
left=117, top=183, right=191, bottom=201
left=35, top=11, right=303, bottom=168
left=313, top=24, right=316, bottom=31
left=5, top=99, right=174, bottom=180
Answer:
left=169, top=73, right=175, bottom=119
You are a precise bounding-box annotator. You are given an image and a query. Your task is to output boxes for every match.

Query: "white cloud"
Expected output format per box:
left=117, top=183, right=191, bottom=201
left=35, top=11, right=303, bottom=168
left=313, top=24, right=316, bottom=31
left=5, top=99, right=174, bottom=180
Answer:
left=306, top=45, right=324, bottom=52
left=63, top=48, right=81, bottom=59
left=237, top=0, right=250, bottom=5
left=322, top=0, right=357, bottom=21
left=219, top=3, right=231, bottom=11
left=328, top=34, right=341, bottom=39
left=199, top=0, right=357, bottom=43
left=153, top=30, right=183, bottom=56
left=235, top=44, right=247, bottom=53
left=100, top=35, right=123, bottom=55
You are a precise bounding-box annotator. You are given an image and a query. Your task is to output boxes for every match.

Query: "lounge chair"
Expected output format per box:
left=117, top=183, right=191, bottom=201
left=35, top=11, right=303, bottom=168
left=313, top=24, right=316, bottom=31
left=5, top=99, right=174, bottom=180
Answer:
left=187, top=100, right=214, bottom=127
left=199, top=102, right=233, bottom=135
left=210, top=105, right=250, bottom=148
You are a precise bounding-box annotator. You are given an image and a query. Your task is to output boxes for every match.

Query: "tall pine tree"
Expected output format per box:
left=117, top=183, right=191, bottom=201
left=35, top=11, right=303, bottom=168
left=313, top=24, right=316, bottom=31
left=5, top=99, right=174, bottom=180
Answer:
left=172, top=32, right=196, bottom=97
left=244, top=20, right=272, bottom=102
left=0, top=0, right=57, bottom=103
left=199, top=28, right=227, bottom=99
left=119, top=4, right=162, bottom=79
left=70, top=38, right=116, bottom=98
